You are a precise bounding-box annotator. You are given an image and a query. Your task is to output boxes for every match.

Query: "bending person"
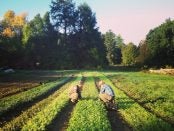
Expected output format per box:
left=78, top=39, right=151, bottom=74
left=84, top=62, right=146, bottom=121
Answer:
left=98, top=80, right=116, bottom=110
left=69, top=81, right=83, bottom=103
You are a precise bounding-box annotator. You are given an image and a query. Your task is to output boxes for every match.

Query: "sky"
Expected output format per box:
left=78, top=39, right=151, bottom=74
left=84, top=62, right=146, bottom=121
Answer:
left=0, top=0, right=174, bottom=45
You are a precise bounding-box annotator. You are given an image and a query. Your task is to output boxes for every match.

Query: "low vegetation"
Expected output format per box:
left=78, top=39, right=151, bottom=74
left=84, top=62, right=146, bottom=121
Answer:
left=67, top=73, right=111, bottom=131
left=98, top=72, right=173, bottom=131
left=21, top=75, right=82, bottom=130
left=107, top=71, right=174, bottom=125
left=0, top=77, right=71, bottom=115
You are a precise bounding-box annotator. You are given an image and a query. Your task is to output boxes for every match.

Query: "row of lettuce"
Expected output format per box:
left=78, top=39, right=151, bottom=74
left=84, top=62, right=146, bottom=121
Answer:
left=0, top=74, right=82, bottom=130
left=0, top=76, right=71, bottom=116
left=1, top=71, right=173, bottom=131
left=67, top=73, right=111, bottom=131
left=107, top=71, right=174, bottom=125
left=99, top=72, right=173, bottom=131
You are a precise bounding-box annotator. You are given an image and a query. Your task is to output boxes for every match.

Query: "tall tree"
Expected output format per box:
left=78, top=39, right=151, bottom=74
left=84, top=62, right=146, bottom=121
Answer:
left=73, top=3, right=106, bottom=68
left=50, top=0, right=76, bottom=43
left=136, top=40, right=150, bottom=65
left=146, top=18, right=174, bottom=67
left=122, top=42, right=138, bottom=65
left=104, top=30, right=122, bottom=65
left=0, top=10, right=27, bottom=67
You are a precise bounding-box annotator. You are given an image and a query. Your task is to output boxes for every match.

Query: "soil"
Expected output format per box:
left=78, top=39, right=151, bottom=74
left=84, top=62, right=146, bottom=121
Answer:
left=108, top=110, right=131, bottom=131
left=47, top=101, right=75, bottom=131
left=47, top=77, right=85, bottom=131
left=0, top=77, right=72, bottom=127
left=95, top=78, right=132, bottom=131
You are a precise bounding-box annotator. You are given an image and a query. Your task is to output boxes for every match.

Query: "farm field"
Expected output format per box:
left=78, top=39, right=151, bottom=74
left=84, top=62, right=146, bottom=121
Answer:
left=0, top=70, right=173, bottom=131
left=106, top=71, right=174, bottom=125
left=0, top=70, right=74, bottom=98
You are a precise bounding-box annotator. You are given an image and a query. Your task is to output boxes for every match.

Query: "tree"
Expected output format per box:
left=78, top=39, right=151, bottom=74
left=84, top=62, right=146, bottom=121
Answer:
left=104, top=30, right=122, bottom=65
left=0, top=10, right=27, bottom=67
left=146, top=19, right=174, bottom=67
left=50, top=0, right=76, bottom=43
left=72, top=3, right=107, bottom=68
left=1, top=10, right=27, bottom=37
left=122, top=42, right=138, bottom=65
left=136, top=40, right=150, bottom=65
left=77, top=3, right=96, bottom=32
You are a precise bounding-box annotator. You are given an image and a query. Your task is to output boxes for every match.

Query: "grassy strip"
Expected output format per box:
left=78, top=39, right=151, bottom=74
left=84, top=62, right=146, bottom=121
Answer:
left=0, top=78, right=74, bottom=131
left=21, top=75, right=82, bottom=130
left=0, top=76, right=71, bottom=116
left=107, top=71, right=174, bottom=125
left=67, top=100, right=111, bottom=131
left=81, top=73, right=98, bottom=99
left=99, top=72, right=173, bottom=131
left=67, top=73, right=111, bottom=131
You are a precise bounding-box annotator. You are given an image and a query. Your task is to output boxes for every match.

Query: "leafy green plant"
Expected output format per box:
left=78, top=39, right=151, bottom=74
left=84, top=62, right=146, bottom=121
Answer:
left=0, top=78, right=74, bottom=131
left=67, top=74, right=111, bottom=131
left=21, top=75, right=82, bottom=130
left=0, top=77, right=71, bottom=115
left=98, top=72, right=173, bottom=131
left=108, top=71, right=174, bottom=125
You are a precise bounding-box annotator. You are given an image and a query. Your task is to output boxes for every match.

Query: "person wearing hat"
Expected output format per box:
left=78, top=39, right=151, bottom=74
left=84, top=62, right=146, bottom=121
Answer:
left=69, top=81, right=83, bottom=103
left=98, top=80, right=116, bottom=110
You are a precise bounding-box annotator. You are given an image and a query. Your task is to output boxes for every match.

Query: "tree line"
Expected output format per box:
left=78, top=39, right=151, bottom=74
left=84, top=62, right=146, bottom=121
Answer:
left=0, top=0, right=174, bottom=69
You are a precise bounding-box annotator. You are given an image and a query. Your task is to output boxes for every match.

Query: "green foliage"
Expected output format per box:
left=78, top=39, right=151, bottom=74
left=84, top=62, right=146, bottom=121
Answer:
left=22, top=75, right=82, bottom=130
left=0, top=77, right=70, bottom=115
left=136, top=40, right=150, bottom=65
left=0, top=77, right=73, bottom=131
left=98, top=72, right=173, bottom=131
left=122, top=42, right=138, bottom=65
left=146, top=19, right=174, bottom=67
left=67, top=74, right=111, bottom=131
left=104, top=30, right=123, bottom=65
left=50, top=0, right=76, bottom=37
left=108, top=71, right=174, bottom=125
left=67, top=100, right=111, bottom=131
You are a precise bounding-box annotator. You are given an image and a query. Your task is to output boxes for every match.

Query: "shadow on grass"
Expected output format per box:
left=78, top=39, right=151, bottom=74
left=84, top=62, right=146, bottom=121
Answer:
left=116, top=97, right=135, bottom=110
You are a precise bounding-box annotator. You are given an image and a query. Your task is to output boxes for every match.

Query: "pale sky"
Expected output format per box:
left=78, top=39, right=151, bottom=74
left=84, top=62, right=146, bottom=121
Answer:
left=0, top=0, right=174, bottom=45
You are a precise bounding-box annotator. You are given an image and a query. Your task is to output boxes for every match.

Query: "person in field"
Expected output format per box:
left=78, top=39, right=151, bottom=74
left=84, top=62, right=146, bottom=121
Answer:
left=69, top=81, right=83, bottom=103
left=98, top=80, right=116, bottom=110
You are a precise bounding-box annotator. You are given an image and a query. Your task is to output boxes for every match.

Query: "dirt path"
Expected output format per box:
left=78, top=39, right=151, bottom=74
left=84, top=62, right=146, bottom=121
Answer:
left=95, top=78, right=132, bottom=131
left=47, top=101, right=75, bottom=131
left=108, top=110, right=131, bottom=131
left=0, top=77, right=72, bottom=127
left=47, top=76, right=85, bottom=131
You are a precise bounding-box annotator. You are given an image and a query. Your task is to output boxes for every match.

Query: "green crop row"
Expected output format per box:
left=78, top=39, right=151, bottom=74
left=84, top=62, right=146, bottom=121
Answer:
left=67, top=100, right=111, bottom=131
left=67, top=73, right=111, bottom=131
left=98, top=72, right=173, bottom=131
left=0, top=76, right=71, bottom=116
left=21, top=75, right=82, bottom=131
left=107, top=71, right=174, bottom=125
left=0, top=78, right=74, bottom=131
left=81, top=73, right=98, bottom=99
